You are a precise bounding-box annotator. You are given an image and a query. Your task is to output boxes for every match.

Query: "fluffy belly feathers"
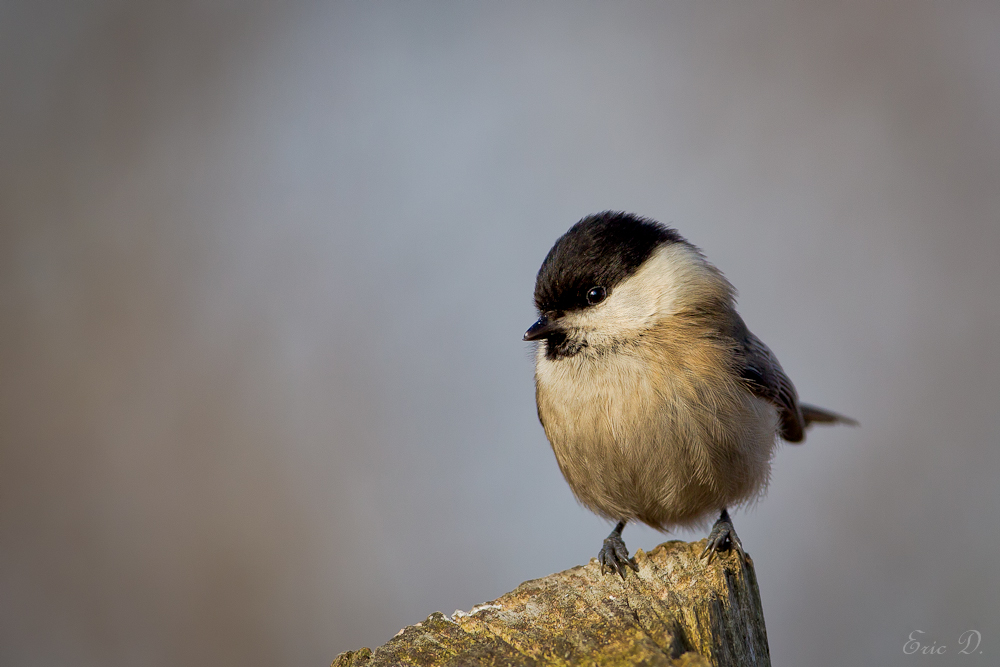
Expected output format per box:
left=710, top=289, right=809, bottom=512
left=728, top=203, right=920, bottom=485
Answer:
left=535, top=344, right=779, bottom=529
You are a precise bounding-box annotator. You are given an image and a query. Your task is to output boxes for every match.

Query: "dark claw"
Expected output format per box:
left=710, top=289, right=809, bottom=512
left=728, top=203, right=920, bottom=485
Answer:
left=699, top=509, right=746, bottom=564
left=598, top=522, right=638, bottom=579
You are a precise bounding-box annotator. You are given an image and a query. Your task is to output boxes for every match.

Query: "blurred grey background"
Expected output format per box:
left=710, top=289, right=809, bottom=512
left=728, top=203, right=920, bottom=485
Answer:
left=2, top=1, right=998, bottom=665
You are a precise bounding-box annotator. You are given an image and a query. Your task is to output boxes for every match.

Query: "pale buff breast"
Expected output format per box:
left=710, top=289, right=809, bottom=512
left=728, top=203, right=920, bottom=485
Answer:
left=535, top=333, right=780, bottom=530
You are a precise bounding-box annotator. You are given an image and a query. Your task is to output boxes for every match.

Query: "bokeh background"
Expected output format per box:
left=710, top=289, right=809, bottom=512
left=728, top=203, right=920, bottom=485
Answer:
left=2, top=1, right=999, bottom=665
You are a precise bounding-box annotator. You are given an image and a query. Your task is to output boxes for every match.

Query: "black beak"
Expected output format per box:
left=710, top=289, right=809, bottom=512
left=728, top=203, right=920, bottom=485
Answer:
left=523, top=315, right=559, bottom=341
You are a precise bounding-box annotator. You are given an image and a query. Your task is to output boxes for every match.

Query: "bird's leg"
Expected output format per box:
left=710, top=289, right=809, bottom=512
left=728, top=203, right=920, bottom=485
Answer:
left=699, top=508, right=746, bottom=564
left=598, top=520, right=639, bottom=579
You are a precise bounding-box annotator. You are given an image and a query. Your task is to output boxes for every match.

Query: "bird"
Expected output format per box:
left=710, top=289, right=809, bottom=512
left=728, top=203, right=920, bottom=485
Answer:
left=523, top=211, right=856, bottom=578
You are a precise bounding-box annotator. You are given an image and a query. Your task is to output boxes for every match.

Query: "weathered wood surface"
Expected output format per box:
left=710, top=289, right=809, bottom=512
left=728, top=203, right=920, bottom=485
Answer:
left=333, top=539, right=769, bottom=667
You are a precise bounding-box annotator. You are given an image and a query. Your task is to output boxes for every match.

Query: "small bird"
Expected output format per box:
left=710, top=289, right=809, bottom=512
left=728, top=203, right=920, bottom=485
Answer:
left=524, top=212, right=855, bottom=577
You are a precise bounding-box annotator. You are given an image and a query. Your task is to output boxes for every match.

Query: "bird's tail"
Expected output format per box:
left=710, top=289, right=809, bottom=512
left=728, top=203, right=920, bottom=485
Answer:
left=801, top=403, right=858, bottom=428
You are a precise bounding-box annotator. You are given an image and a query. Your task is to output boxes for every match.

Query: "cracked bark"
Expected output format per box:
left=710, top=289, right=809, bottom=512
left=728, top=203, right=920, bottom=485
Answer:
left=332, top=539, right=769, bottom=667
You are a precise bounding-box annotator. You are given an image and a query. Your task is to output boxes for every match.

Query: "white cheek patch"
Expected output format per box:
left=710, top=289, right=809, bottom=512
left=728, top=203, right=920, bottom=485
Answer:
left=561, top=243, right=710, bottom=341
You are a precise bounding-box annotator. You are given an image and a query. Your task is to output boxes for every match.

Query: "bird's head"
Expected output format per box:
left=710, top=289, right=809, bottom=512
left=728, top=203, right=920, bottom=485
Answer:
left=525, top=211, right=733, bottom=360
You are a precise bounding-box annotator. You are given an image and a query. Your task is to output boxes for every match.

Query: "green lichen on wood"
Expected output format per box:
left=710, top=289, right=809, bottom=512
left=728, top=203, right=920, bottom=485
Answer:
left=332, top=539, right=769, bottom=667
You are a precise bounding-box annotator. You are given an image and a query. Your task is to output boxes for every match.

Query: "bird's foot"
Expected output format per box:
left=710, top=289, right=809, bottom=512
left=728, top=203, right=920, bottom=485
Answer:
left=598, top=521, right=639, bottom=579
left=699, top=509, right=745, bottom=564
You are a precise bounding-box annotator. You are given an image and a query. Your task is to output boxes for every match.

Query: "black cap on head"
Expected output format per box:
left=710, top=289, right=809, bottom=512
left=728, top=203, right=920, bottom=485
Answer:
left=533, top=211, right=685, bottom=314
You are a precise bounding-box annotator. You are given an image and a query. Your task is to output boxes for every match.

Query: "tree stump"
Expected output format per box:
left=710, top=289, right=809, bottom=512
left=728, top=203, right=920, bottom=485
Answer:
left=333, top=539, right=769, bottom=667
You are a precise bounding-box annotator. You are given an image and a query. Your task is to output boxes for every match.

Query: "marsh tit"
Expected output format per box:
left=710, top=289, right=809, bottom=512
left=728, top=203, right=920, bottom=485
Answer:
left=524, top=212, right=856, bottom=577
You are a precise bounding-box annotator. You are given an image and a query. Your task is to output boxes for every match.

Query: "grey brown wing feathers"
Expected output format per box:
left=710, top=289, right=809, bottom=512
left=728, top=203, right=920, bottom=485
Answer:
left=738, top=329, right=806, bottom=442
left=733, top=319, right=856, bottom=443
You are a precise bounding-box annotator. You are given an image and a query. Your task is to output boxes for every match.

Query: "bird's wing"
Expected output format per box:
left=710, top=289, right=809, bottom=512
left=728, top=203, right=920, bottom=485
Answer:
left=736, top=328, right=806, bottom=443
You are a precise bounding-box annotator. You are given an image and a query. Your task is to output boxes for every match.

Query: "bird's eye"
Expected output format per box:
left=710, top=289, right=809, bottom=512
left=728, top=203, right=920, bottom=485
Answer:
left=586, top=286, right=607, bottom=305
